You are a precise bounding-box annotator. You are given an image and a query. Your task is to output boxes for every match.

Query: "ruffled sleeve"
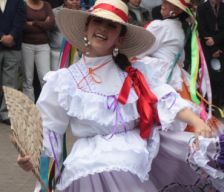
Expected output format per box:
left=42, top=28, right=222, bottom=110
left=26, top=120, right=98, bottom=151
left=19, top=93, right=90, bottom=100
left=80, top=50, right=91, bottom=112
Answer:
left=36, top=70, right=71, bottom=157
left=36, top=70, right=70, bottom=135
left=152, top=84, right=194, bottom=131
left=133, top=59, right=197, bottom=132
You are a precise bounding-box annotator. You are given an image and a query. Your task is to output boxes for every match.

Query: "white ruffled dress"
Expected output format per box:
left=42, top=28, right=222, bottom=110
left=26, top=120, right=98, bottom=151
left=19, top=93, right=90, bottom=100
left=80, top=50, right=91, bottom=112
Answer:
left=36, top=55, right=224, bottom=192
left=138, top=19, right=187, bottom=91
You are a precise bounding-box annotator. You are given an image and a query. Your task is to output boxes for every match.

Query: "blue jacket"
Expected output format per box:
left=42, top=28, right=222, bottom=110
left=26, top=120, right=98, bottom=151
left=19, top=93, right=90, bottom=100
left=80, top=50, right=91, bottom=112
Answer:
left=0, top=0, right=25, bottom=50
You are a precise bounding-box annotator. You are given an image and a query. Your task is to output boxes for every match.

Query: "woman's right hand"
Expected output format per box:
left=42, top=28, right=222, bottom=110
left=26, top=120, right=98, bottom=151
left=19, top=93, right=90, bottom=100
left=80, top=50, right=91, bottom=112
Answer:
left=17, top=155, right=33, bottom=172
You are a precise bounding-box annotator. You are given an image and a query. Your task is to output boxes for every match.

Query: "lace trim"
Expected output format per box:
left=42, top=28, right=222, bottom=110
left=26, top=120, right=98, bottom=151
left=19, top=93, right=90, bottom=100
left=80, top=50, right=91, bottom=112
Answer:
left=44, top=70, right=139, bottom=126
left=57, top=165, right=149, bottom=190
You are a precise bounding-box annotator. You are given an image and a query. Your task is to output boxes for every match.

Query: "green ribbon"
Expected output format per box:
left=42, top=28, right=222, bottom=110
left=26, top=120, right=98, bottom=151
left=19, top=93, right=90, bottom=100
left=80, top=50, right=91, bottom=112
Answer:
left=184, top=8, right=201, bottom=105
left=190, top=24, right=200, bottom=105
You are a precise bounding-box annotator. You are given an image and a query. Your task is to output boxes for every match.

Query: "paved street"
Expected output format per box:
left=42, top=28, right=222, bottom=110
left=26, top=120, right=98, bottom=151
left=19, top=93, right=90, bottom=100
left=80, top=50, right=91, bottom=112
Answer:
left=0, top=122, right=75, bottom=192
left=0, top=122, right=35, bottom=192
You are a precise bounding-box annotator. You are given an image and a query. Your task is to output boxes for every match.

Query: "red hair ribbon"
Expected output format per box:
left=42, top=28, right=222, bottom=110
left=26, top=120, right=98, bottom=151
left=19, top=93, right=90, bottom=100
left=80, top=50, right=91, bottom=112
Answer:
left=93, top=3, right=128, bottom=22
left=118, top=66, right=158, bottom=139
left=179, top=0, right=190, bottom=7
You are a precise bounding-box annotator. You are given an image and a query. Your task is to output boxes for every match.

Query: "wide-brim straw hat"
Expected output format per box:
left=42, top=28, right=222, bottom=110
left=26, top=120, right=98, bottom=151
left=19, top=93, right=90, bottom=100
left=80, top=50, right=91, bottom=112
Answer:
left=56, top=0, right=155, bottom=57
left=166, top=0, right=191, bottom=12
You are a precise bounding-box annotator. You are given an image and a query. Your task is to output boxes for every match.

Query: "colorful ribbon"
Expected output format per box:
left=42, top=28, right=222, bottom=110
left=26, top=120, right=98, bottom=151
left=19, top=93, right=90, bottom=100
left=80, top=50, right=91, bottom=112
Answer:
left=197, top=37, right=213, bottom=119
left=93, top=3, right=128, bottom=22
left=59, top=38, right=78, bottom=69
left=39, top=155, right=49, bottom=192
left=106, top=95, right=127, bottom=138
left=118, top=66, right=158, bottom=139
left=60, top=41, right=72, bottom=69
left=48, top=131, right=62, bottom=181
left=190, top=24, right=201, bottom=105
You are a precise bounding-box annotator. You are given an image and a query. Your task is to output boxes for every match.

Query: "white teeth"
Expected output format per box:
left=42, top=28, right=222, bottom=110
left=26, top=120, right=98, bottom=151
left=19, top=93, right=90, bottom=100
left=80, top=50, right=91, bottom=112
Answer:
left=95, top=33, right=107, bottom=40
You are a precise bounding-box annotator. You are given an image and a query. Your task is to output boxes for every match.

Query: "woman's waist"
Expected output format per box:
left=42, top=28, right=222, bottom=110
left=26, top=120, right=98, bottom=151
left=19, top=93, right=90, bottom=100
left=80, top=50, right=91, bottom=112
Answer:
left=23, top=33, right=49, bottom=45
left=70, top=119, right=138, bottom=138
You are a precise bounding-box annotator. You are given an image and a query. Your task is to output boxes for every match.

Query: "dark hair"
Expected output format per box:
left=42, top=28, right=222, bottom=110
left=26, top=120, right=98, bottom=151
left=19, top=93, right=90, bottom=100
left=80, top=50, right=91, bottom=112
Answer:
left=112, top=25, right=131, bottom=72
left=178, top=12, right=191, bottom=36
left=113, top=52, right=131, bottom=71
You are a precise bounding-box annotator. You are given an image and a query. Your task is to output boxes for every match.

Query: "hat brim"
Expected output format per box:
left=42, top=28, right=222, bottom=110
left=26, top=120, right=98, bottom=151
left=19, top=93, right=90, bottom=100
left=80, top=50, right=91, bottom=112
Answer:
left=56, top=8, right=155, bottom=58
left=166, top=0, right=187, bottom=12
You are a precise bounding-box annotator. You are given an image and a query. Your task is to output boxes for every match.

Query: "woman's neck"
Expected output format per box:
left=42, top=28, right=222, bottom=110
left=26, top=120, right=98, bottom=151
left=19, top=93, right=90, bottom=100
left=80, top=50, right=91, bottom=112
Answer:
left=87, top=48, right=113, bottom=58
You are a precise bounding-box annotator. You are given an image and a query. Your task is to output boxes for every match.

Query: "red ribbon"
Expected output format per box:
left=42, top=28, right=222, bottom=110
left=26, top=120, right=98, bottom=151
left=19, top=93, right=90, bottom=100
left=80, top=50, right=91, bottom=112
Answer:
left=179, top=0, right=190, bottom=7
left=93, top=3, right=128, bottom=22
left=118, top=66, right=158, bottom=139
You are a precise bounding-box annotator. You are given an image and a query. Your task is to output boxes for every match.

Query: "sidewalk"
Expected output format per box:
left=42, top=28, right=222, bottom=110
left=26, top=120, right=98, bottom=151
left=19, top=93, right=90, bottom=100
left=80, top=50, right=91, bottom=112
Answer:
left=0, top=123, right=35, bottom=192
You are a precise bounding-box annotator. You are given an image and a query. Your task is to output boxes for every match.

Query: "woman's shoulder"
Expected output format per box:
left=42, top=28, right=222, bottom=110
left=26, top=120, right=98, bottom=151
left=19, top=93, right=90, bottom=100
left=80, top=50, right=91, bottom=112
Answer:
left=146, top=19, right=170, bottom=35
left=146, top=19, right=163, bottom=28
left=43, top=68, right=73, bottom=87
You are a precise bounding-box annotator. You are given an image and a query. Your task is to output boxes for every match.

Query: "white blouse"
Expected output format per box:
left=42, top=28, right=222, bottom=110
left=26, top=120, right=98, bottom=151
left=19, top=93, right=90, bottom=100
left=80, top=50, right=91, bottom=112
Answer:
left=36, top=55, right=194, bottom=190
left=138, top=19, right=186, bottom=91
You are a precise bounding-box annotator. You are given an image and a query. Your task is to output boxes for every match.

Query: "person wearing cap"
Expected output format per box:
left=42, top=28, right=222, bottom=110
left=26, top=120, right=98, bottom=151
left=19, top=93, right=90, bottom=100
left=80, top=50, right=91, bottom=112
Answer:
left=16, top=0, right=224, bottom=191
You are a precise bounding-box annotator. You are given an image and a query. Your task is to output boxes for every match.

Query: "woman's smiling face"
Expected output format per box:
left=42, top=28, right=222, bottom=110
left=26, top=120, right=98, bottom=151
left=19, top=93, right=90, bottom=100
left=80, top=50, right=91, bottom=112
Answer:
left=85, top=17, right=124, bottom=57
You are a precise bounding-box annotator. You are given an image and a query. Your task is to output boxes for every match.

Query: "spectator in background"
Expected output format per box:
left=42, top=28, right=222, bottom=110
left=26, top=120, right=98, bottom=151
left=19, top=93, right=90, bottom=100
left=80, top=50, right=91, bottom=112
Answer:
left=197, top=0, right=224, bottom=107
left=0, top=0, right=25, bottom=125
left=80, top=0, right=95, bottom=10
left=64, top=0, right=81, bottom=9
left=127, top=0, right=151, bottom=26
left=22, top=0, right=55, bottom=101
left=140, top=0, right=162, bottom=12
left=50, top=0, right=81, bottom=71
left=151, top=5, right=162, bottom=20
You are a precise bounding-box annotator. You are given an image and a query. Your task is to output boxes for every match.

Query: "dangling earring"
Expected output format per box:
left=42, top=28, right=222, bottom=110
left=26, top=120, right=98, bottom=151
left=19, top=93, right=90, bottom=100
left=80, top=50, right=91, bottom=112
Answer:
left=84, top=36, right=91, bottom=55
left=113, top=47, right=119, bottom=57
left=169, top=10, right=176, bottom=17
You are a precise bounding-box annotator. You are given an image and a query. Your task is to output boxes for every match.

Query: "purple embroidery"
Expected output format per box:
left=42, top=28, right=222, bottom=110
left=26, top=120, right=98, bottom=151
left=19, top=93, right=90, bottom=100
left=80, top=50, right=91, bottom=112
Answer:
left=161, top=92, right=177, bottom=110
left=48, top=130, right=62, bottom=180
left=106, top=95, right=127, bottom=138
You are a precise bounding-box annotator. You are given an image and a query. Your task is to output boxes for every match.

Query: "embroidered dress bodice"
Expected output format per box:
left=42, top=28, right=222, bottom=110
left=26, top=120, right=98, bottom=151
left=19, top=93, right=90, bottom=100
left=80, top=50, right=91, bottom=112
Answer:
left=70, top=55, right=126, bottom=95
